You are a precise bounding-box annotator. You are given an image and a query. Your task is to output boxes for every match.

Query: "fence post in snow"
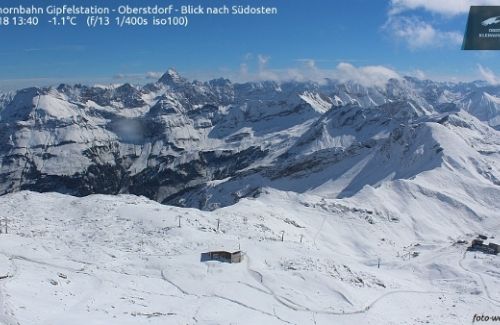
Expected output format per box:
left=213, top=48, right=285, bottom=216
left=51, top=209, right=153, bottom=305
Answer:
left=178, top=216, right=182, bottom=228
left=0, top=219, right=6, bottom=234
left=281, top=231, right=285, bottom=242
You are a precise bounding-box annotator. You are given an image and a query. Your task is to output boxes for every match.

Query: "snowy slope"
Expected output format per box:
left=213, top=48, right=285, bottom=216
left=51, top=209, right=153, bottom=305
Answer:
left=175, top=102, right=499, bottom=212
left=0, top=190, right=498, bottom=325
left=459, top=90, right=500, bottom=128
left=0, top=92, right=12, bottom=115
left=0, top=70, right=499, bottom=324
left=0, top=71, right=499, bottom=206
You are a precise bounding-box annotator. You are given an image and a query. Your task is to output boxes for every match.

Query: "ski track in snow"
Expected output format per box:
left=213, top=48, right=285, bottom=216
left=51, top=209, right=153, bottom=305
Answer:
left=458, top=250, right=500, bottom=306
left=160, top=268, right=295, bottom=324
left=0, top=190, right=498, bottom=324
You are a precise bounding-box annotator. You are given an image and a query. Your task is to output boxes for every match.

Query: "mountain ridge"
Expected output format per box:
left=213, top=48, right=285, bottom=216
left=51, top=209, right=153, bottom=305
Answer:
left=0, top=69, right=498, bottom=212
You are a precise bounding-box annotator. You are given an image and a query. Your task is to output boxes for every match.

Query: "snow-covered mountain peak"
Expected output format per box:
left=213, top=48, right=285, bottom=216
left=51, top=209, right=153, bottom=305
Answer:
left=0, top=72, right=499, bottom=325
left=0, top=72, right=498, bottom=211
left=158, top=68, right=187, bottom=86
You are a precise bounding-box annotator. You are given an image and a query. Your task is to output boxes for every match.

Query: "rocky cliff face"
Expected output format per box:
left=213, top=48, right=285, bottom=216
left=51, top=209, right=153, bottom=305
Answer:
left=0, top=70, right=498, bottom=209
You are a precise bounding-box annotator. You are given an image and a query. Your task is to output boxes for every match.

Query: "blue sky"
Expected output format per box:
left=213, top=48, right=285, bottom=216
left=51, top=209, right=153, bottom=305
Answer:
left=0, top=0, right=500, bottom=90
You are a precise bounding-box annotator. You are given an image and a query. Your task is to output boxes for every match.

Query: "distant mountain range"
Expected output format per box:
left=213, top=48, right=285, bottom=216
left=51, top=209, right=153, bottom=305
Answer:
left=0, top=69, right=498, bottom=212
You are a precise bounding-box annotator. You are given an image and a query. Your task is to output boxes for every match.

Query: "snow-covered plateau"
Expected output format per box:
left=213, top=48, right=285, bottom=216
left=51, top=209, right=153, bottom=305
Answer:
left=0, top=70, right=498, bottom=324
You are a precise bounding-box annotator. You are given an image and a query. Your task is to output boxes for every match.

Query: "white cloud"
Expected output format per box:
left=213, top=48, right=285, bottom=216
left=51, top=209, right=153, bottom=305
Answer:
left=295, top=59, right=318, bottom=70
left=257, top=54, right=269, bottom=68
left=227, top=54, right=401, bottom=87
left=1, top=62, right=474, bottom=92
left=384, top=16, right=463, bottom=49
left=413, top=69, right=427, bottom=79
left=113, top=73, right=127, bottom=80
left=239, top=63, right=249, bottom=77
left=243, top=53, right=254, bottom=61
left=332, top=63, right=401, bottom=87
left=145, top=71, right=163, bottom=79
left=389, top=0, right=500, bottom=16
left=478, top=64, right=500, bottom=85
left=113, top=71, right=163, bottom=81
